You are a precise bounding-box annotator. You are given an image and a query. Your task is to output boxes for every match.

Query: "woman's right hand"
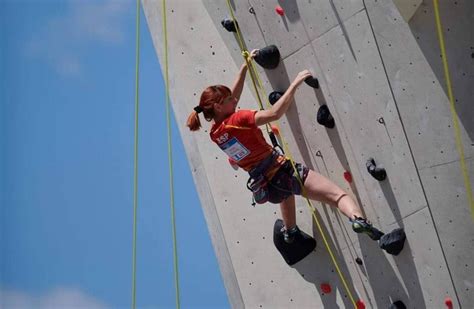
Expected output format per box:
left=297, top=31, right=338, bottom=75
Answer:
left=294, top=69, right=312, bottom=85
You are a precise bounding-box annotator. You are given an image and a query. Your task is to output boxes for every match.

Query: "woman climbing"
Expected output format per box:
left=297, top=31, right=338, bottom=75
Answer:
left=186, top=50, right=383, bottom=244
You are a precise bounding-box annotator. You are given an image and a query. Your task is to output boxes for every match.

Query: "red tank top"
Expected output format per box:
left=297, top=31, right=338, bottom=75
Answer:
left=210, top=110, right=286, bottom=178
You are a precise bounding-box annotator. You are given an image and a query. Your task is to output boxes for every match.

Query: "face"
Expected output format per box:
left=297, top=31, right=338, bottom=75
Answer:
left=216, top=95, right=237, bottom=116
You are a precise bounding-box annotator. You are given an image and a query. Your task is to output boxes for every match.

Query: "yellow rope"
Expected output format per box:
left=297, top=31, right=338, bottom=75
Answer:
left=432, top=0, right=474, bottom=221
left=131, top=0, right=140, bottom=308
left=224, top=1, right=358, bottom=307
left=162, top=0, right=181, bottom=307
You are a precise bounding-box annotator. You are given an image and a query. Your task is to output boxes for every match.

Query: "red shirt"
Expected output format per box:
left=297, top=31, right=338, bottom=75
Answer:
left=210, top=110, right=286, bottom=178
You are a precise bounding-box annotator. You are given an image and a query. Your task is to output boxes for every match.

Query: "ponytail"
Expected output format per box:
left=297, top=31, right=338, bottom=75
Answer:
left=186, top=110, right=202, bottom=131
left=186, top=85, right=232, bottom=132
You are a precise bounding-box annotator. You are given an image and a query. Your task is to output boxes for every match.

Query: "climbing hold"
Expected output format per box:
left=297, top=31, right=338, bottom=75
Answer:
left=445, top=297, right=453, bottom=309
left=254, top=45, right=280, bottom=69
left=316, top=105, right=335, bottom=129
left=320, top=283, right=332, bottom=294
left=355, top=257, right=363, bottom=265
left=366, top=158, right=386, bottom=181
left=379, top=228, right=406, bottom=256
left=356, top=299, right=366, bottom=309
left=221, top=18, right=238, bottom=33
left=344, top=171, right=353, bottom=183
left=269, top=91, right=284, bottom=105
left=304, top=76, right=319, bottom=89
left=273, top=219, right=316, bottom=265
left=271, top=125, right=280, bottom=136
left=389, top=300, right=406, bottom=309
left=228, top=157, right=239, bottom=170
left=275, top=5, right=285, bottom=16
left=270, top=125, right=284, bottom=154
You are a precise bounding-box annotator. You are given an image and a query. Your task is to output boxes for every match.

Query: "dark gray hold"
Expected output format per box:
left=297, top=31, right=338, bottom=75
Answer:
left=379, top=228, right=406, bottom=256
left=254, top=45, right=280, bottom=69
left=366, top=158, right=387, bottom=181
left=304, top=76, right=319, bottom=89
left=389, top=300, right=407, bottom=309
left=316, top=105, right=335, bottom=129
left=269, top=91, right=284, bottom=105
left=221, top=18, right=238, bottom=33
left=355, top=257, right=363, bottom=265
left=273, top=219, right=316, bottom=266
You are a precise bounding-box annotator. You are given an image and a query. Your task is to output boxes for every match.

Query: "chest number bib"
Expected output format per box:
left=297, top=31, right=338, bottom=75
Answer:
left=220, top=137, right=250, bottom=161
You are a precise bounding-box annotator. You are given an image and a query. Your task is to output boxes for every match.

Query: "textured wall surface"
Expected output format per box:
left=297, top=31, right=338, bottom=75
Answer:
left=142, top=0, right=473, bottom=308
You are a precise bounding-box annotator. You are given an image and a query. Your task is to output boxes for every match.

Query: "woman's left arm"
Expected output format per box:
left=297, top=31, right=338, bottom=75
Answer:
left=230, top=63, right=248, bottom=102
left=231, top=49, right=258, bottom=102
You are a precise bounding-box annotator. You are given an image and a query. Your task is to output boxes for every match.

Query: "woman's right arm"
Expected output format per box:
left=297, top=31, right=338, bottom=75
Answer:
left=255, top=69, right=312, bottom=126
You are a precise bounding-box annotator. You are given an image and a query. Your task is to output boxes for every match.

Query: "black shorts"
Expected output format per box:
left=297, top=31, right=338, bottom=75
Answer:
left=267, top=160, right=310, bottom=204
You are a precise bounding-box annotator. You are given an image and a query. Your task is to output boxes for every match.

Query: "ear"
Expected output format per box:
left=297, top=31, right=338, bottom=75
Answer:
left=214, top=102, right=222, bottom=113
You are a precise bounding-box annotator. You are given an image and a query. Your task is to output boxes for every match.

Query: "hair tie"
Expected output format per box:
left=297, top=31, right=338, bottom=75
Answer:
left=194, top=106, right=203, bottom=113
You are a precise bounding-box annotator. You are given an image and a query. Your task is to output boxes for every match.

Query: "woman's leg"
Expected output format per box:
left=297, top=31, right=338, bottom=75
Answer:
left=279, top=194, right=296, bottom=229
left=302, top=169, right=363, bottom=220
left=301, top=169, right=384, bottom=240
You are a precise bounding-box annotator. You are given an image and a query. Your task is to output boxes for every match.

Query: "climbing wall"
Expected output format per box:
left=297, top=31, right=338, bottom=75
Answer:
left=142, top=0, right=473, bottom=308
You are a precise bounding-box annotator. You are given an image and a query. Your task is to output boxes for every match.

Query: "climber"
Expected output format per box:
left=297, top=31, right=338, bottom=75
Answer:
left=186, top=50, right=383, bottom=244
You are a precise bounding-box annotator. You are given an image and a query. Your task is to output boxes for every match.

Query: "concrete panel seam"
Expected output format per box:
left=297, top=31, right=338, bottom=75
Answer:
left=388, top=204, right=428, bottom=226
left=309, top=7, right=366, bottom=45
left=419, top=155, right=473, bottom=172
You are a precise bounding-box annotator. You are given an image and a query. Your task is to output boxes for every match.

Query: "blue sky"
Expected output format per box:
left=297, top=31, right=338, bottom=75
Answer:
left=1, top=1, right=229, bottom=308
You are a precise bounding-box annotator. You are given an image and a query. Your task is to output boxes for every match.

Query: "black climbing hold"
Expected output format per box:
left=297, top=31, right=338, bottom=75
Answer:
left=316, top=105, right=335, bottom=129
left=268, top=91, right=284, bottom=105
left=389, top=300, right=407, bottom=309
left=304, top=76, right=319, bottom=89
left=355, top=257, right=363, bottom=265
left=273, top=219, right=316, bottom=266
left=379, top=228, right=406, bottom=256
left=221, top=18, right=238, bottom=33
left=254, top=45, right=280, bottom=69
left=366, top=158, right=387, bottom=181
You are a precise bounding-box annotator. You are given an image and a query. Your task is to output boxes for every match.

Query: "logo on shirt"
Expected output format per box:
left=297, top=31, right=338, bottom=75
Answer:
left=216, top=133, right=229, bottom=144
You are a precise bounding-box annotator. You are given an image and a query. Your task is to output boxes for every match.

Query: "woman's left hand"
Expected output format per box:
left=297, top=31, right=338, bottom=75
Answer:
left=249, top=49, right=259, bottom=60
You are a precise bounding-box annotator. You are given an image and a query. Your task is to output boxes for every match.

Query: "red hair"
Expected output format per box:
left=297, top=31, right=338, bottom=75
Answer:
left=186, top=85, right=232, bottom=131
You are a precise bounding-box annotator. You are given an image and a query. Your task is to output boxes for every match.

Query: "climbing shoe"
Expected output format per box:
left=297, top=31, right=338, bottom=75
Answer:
left=281, top=225, right=300, bottom=244
left=351, top=216, right=384, bottom=241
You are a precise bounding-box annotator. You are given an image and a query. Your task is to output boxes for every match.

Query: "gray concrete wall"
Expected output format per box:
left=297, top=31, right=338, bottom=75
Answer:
left=142, top=0, right=473, bottom=308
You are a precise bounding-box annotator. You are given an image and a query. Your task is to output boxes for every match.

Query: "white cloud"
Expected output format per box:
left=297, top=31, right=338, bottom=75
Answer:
left=24, top=0, right=132, bottom=78
left=1, top=287, right=109, bottom=309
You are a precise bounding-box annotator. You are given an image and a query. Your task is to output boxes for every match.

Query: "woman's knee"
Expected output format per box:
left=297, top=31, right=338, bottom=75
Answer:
left=303, top=170, right=346, bottom=204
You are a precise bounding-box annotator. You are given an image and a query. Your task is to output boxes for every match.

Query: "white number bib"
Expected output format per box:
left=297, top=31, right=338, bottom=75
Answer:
left=220, top=137, right=250, bottom=161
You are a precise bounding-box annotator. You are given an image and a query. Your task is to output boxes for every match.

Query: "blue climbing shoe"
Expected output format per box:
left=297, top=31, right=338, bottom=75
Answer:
left=351, top=217, right=384, bottom=240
